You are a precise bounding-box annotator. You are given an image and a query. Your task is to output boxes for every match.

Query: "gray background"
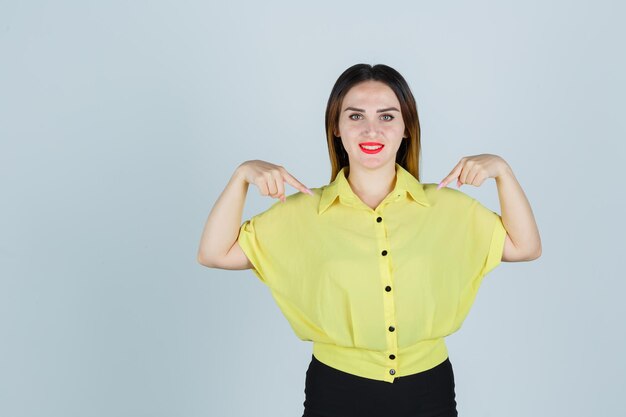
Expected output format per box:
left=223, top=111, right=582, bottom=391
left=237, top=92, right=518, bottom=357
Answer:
left=1, top=1, right=624, bottom=416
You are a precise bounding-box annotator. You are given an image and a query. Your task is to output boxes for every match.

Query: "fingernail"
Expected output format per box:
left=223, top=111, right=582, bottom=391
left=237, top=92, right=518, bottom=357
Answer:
left=437, top=182, right=443, bottom=190
left=306, top=188, right=314, bottom=195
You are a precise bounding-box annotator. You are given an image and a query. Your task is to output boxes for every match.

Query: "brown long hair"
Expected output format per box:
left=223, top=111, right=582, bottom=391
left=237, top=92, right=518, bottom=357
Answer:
left=325, top=63, right=424, bottom=183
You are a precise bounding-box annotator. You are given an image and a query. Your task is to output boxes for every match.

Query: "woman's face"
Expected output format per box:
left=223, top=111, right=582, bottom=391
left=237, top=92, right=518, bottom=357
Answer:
left=334, top=80, right=406, bottom=170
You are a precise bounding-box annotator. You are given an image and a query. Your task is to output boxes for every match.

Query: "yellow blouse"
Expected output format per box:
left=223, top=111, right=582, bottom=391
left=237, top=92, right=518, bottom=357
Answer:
left=237, top=162, right=507, bottom=383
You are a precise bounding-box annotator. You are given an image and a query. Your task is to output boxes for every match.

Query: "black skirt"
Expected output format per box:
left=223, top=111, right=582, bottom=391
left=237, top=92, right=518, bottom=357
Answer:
left=302, top=354, right=458, bottom=417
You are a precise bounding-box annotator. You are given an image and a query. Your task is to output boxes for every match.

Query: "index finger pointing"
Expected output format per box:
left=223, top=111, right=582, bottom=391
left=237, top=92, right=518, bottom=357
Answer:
left=282, top=170, right=314, bottom=195
left=437, top=162, right=463, bottom=190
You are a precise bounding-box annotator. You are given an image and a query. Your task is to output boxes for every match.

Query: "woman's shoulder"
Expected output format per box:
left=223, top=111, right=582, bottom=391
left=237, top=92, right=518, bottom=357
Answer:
left=253, top=186, right=323, bottom=221
left=421, top=183, right=476, bottom=209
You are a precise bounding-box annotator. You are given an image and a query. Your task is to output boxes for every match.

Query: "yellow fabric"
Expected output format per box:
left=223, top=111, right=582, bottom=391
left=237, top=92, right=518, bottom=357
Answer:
left=237, top=162, right=507, bottom=383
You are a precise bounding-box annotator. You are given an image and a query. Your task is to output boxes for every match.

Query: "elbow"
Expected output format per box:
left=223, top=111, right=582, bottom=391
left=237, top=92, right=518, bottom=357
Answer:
left=534, top=247, right=542, bottom=260
left=526, top=244, right=542, bottom=261
left=197, top=254, right=209, bottom=267
left=197, top=251, right=218, bottom=268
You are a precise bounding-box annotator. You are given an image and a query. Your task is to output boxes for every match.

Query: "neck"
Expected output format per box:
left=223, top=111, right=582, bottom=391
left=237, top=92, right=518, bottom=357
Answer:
left=346, top=163, right=397, bottom=199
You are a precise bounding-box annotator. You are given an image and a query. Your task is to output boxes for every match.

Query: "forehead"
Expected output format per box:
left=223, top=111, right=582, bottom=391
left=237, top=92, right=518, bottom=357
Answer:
left=342, top=81, right=399, bottom=108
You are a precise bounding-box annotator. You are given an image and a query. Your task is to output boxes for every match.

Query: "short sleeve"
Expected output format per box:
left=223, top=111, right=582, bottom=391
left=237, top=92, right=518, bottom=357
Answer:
left=466, top=197, right=507, bottom=278
left=236, top=196, right=331, bottom=343
left=443, top=191, right=508, bottom=333
left=237, top=200, right=297, bottom=288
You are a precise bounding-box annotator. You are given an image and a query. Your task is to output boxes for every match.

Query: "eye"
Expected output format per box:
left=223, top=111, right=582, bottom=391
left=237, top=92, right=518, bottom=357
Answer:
left=349, top=113, right=362, bottom=120
left=381, top=114, right=395, bottom=121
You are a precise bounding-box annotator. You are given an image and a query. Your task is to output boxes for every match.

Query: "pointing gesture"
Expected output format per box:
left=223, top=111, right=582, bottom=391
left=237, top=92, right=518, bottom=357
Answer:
left=437, top=154, right=508, bottom=189
left=240, top=160, right=314, bottom=202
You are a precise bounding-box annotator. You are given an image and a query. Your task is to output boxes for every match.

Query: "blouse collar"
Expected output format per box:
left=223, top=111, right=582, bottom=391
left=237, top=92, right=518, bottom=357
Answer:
left=318, top=162, right=431, bottom=215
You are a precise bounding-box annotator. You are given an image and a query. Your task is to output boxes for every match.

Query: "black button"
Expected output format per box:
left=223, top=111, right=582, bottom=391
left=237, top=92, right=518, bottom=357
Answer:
left=385, top=285, right=391, bottom=292
left=376, top=216, right=382, bottom=222
left=381, top=250, right=388, bottom=256
left=389, top=354, right=396, bottom=360
left=388, top=326, right=395, bottom=332
left=389, top=369, right=396, bottom=375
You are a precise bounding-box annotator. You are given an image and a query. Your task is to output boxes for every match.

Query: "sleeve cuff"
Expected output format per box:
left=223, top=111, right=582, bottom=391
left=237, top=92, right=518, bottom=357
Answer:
left=237, top=221, right=268, bottom=285
left=483, top=216, right=507, bottom=277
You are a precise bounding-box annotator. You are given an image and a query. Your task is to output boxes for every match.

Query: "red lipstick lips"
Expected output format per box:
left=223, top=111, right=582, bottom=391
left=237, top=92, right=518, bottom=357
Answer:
left=359, top=142, right=384, bottom=154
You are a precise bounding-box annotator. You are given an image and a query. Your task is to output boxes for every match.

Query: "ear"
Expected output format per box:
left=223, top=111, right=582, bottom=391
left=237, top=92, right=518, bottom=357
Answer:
left=334, top=127, right=340, bottom=137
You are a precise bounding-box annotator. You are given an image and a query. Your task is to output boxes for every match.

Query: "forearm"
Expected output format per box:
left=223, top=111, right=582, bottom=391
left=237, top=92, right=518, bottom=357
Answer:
left=197, top=165, right=249, bottom=265
left=495, top=164, right=542, bottom=259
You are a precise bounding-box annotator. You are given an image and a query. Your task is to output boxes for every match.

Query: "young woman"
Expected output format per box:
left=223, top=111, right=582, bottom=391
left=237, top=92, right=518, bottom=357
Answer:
left=197, top=63, right=541, bottom=417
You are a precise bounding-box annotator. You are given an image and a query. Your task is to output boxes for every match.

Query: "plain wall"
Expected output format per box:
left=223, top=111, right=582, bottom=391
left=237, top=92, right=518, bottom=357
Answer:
left=1, top=1, right=624, bottom=416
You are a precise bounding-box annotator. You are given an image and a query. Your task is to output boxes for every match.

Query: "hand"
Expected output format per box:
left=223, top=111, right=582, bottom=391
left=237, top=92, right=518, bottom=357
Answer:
left=237, top=160, right=314, bottom=202
left=437, top=154, right=509, bottom=189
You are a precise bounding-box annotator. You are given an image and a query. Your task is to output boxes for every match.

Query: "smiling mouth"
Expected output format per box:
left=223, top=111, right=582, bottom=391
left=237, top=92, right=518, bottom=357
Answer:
left=359, top=143, right=384, bottom=154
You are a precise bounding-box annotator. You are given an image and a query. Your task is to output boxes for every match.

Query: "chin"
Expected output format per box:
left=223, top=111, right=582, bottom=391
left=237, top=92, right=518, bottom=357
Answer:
left=352, top=157, right=392, bottom=169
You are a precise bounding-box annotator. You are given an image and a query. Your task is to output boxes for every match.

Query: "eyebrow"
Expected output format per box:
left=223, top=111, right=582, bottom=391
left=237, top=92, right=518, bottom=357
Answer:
left=343, top=106, right=400, bottom=113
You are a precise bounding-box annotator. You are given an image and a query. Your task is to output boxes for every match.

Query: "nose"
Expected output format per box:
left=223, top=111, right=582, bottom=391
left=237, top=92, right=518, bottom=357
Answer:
left=363, top=119, right=381, bottom=136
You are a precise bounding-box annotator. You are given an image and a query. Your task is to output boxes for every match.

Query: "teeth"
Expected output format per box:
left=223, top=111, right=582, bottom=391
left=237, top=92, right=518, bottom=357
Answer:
left=361, top=145, right=383, bottom=150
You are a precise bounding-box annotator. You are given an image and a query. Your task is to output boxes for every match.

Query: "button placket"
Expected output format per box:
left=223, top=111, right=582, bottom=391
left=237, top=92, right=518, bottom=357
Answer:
left=375, top=211, right=398, bottom=380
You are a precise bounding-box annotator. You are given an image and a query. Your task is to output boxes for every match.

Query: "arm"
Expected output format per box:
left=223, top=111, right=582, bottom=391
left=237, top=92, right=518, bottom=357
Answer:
left=197, top=164, right=252, bottom=270
left=197, top=160, right=313, bottom=269
left=438, top=154, right=542, bottom=262
left=495, top=164, right=542, bottom=261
